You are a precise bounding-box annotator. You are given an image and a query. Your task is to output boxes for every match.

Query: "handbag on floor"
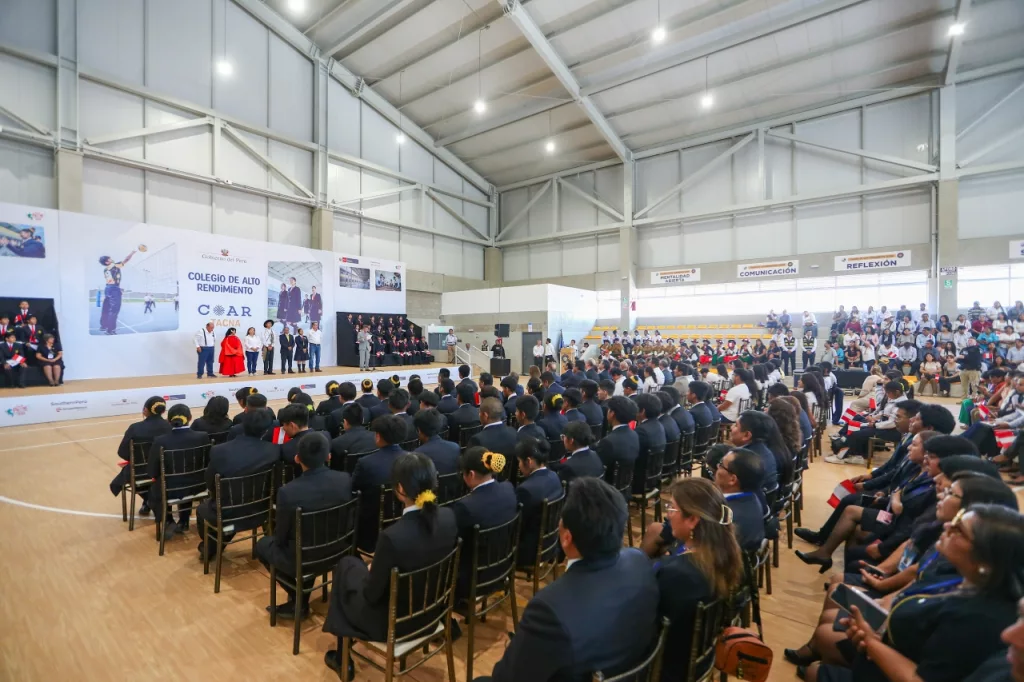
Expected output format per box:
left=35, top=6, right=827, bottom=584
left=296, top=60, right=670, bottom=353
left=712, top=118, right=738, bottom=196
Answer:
left=715, top=626, right=772, bottom=681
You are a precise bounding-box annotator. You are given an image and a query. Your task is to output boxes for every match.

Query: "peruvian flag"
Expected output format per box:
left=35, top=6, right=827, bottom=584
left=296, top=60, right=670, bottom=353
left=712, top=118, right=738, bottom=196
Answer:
left=271, top=426, right=291, bottom=445
left=846, top=421, right=863, bottom=433
left=828, top=480, right=858, bottom=508
left=869, top=397, right=876, bottom=410
left=995, top=429, right=1016, bottom=450
left=840, top=408, right=859, bottom=426
left=977, top=405, right=994, bottom=419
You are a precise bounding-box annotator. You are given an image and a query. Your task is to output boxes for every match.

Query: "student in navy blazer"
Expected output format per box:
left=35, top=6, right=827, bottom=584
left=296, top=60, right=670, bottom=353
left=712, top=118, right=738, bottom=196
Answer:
left=500, top=376, right=519, bottom=419
left=551, top=422, right=605, bottom=485
left=478, top=478, right=659, bottom=682
left=537, top=393, right=568, bottom=440
left=656, top=393, right=682, bottom=445
left=411, top=408, right=459, bottom=475
left=367, top=379, right=393, bottom=421
left=451, top=447, right=518, bottom=600
left=596, top=396, right=640, bottom=486
left=540, top=371, right=565, bottom=403
left=330, top=404, right=377, bottom=468
left=515, top=395, right=547, bottom=443
left=446, top=383, right=482, bottom=443
left=633, top=394, right=667, bottom=494
left=578, top=380, right=605, bottom=429
left=469, top=397, right=518, bottom=459
left=146, top=404, right=212, bottom=538
left=562, top=388, right=587, bottom=424
left=513, top=438, right=564, bottom=568
left=352, top=415, right=409, bottom=553
left=686, top=381, right=714, bottom=429
left=436, top=378, right=459, bottom=415
left=660, top=386, right=694, bottom=435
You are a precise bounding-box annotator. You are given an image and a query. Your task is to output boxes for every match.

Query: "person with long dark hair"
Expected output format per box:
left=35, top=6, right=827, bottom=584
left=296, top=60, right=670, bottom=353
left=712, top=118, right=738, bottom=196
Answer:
left=147, top=404, right=212, bottom=540
left=765, top=399, right=799, bottom=485
left=323, top=452, right=457, bottom=677
left=191, top=395, right=232, bottom=434
left=107, top=396, right=172, bottom=513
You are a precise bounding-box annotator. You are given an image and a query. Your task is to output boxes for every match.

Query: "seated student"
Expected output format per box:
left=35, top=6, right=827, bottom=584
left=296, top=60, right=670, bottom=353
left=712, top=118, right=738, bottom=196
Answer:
left=807, top=505, right=1024, bottom=682
left=227, top=393, right=272, bottom=440
left=470, top=397, right=518, bottom=459
left=686, top=381, right=714, bottom=429
left=330, top=403, right=377, bottom=469
left=539, top=371, right=565, bottom=402
left=656, top=478, right=745, bottom=682
left=412, top=407, right=459, bottom=475
left=356, top=378, right=380, bottom=411
left=1, top=330, right=27, bottom=388
left=381, top=388, right=416, bottom=442
left=405, top=377, right=424, bottom=417
left=277, top=403, right=318, bottom=477
left=478, top=478, right=659, bottom=682
left=597, top=396, right=640, bottom=485
left=191, top=395, right=233, bottom=435
left=451, top=447, right=518, bottom=604
left=515, top=394, right=547, bottom=443
left=352, top=415, right=409, bottom=554
left=726, top=410, right=778, bottom=490
left=550, top=421, right=604, bottom=484
left=35, top=333, right=63, bottom=386
left=562, top=388, right=586, bottom=423
left=499, top=376, right=520, bottom=419
left=633, top=394, right=667, bottom=494
left=231, top=387, right=258, bottom=425
left=830, top=380, right=908, bottom=465
left=325, top=382, right=369, bottom=437
left=315, top=380, right=343, bottom=417
left=256, top=432, right=351, bottom=622
left=291, top=392, right=326, bottom=431
left=445, top=382, right=481, bottom=443
left=457, top=363, right=479, bottom=393
left=322, top=453, right=458, bottom=678
left=108, top=396, right=173, bottom=514
left=196, top=409, right=281, bottom=559
left=436, top=378, right=459, bottom=415
left=578, top=379, right=605, bottom=429
left=368, top=379, right=393, bottom=422
left=537, top=393, right=569, bottom=440
left=514, top=438, right=564, bottom=569
left=146, top=404, right=214, bottom=540
left=659, top=385, right=694, bottom=436
left=655, top=390, right=682, bottom=446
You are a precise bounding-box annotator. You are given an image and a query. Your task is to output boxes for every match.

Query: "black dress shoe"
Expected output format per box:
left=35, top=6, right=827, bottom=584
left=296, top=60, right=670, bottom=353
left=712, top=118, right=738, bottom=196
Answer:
left=796, top=664, right=808, bottom=680
left=795, top=550, right=833, bottom=574
left=138, top=502, right=151, bottom=516
left=266, top=602, right=309, bottom=620
left=794, top=528, right=822, bottom=545
left=162, top=522, right=178, bottom=541
left=784, top=648, right=817, bottom=666
left=175, top=518, right=190, bottom=534
left=449, top=617, right=463, bottom=643
left=324, top=650, right=355, bottom=681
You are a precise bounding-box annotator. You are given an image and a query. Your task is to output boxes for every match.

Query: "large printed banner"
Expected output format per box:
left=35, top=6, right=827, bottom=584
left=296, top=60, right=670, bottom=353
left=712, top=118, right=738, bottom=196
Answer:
left=0, top=366, right=449, bottom=427
left=834, top=250, right=911, bottom=271
left=737, top=260, right=799, bottom=279
left=0, top=203, right=405, bottom=381
left=651, top=268, right=701, bottom=285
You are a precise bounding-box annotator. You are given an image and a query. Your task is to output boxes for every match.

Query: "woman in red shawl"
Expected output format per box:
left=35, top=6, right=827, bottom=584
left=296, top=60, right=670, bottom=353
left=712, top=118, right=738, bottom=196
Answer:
left=219, top=327, right=245, bottom=377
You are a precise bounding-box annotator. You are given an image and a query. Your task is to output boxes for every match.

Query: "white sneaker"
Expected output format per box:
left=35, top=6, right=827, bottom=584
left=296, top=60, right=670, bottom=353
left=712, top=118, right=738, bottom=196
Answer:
left=843, top=456, right=867, bottom=466
left=823, top=454, right=846, bottom=464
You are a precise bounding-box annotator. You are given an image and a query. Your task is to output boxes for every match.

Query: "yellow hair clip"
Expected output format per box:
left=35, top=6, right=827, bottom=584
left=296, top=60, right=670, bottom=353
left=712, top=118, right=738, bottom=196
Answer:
left=483, top=451, right=507, bottom=473
left=414, top=490, right=437, bottom=507
left=249, top=387, right=258, bottom=395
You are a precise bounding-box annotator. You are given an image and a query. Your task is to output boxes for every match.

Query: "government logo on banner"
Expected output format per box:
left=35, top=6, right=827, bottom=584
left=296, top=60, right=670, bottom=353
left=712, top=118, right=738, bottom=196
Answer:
left=737, top=260, right=799, bottom=278
left=651, top=268, right=701, bottom=285
left=834, top=251, right=911, bottom=271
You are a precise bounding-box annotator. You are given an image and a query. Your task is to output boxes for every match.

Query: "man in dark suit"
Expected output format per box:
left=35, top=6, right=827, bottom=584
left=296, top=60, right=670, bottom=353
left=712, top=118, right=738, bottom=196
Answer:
left=0, top=331, right=27, bottom=388
left=227, top=394, right=272, bottom=440
left=256, top=431, right=352, bottom=619
left=352, top=415, right=408, bottom=553
left=656, top=392, right=682, bottom=445
left=330, top=403, right=376, bottom=469
left=515, top=395, right=547, bottom=443
left=325, top=382, right=370, bottom=437
left=457, top=363, right=479, bottom=393
left=479, top=478, right=659, bottom=682
left=686, top=381, right=713, bottom=429
left=584, top=360, right=599, bottom=383
left=540, top=371, right=565, bottom=402
left=470, top=397, right=518, bottom=458
left=578, top=380, right=604, bottom=431
left=277, top=403, right=319, bottom=480
left=514, top=437, right=563, bottom=568
left=597, top=396, right=639, bottom=486
left=197, top=410, right=281, bottom=558
left=436, top=378, right=458, bottom=415
left=412, top=408, right=459, bottom=474
left=659, top=385, right=694, bottom=436
left=597, top=360, right=611, bottom=384
left=445, top=383, right=481, bottom=444
left=632, top=394, right=667, bottom=494
left=500, top=376, right=519, bottom=420
left=368, top=379, right=393, bottom=421
left=383, top=388, right=416, bottom=442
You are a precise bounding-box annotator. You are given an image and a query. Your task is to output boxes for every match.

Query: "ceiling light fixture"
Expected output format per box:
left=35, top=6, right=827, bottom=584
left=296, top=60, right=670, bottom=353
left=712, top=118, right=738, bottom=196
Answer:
left=473, top=28, right=487, bottom=115
left=396, top=71, right=406, bottom=145
left=701, top=93, right=713, bottom=109
left=396, top=132, right=406, bottom=144
left=545, top=140, right=556, bottom=153
left=700, top=56, right=712, bottom=110
left=651, top=0, right=665, bottom=43
left=216, top=0, right=231, bottom=77
left=216, top=59, right=233, bottom=76
left=948, top=22, right=965, bottom=37
left=287, top=0, right=305, bottom=13
left=474, top=99, right=487, bottom=114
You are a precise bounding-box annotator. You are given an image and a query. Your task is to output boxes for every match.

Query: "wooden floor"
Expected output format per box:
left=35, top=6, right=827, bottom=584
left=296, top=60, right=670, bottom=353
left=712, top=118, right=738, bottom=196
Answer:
left=0, top=397, right=881, bottom=682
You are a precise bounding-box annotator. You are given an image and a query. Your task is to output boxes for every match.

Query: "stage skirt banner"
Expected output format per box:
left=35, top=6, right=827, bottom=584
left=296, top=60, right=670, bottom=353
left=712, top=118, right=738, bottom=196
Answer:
left=0, top=366, right=451, bottom=427
left=834, top=250, right=911, bottom=272
left=0, top=202, right=406, bottom=381
left=651, top=268, right=701, bottom=285
left=736, top=260, right=799, bottom=279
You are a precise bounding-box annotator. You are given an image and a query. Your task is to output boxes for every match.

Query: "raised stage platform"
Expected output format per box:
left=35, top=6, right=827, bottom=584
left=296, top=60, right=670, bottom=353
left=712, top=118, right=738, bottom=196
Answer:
left=0, top=362, right=454, bottom=427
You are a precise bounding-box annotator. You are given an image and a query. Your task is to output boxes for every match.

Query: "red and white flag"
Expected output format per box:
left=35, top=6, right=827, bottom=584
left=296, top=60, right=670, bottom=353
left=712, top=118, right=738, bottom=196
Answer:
left=846, top=421, right=862, bottom=433
left=977, top=405, right=994, bottom=419
left=828, top=479, right=858, bottom=508
left=271, top=426, right=291, bottom=445
left=869, top=397, right=876, bottom=410
left=840, top=408, right=859, bottom=426
left=995, top=429, right=1016, bottom=450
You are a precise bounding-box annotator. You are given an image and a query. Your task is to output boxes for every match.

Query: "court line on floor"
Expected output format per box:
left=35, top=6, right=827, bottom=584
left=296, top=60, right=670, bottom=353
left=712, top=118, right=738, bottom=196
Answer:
left=0, top=434, right=120, bottom=452
left=8, top=416, right=138, bottom=434
left=0, top=495, right=124, bottom=519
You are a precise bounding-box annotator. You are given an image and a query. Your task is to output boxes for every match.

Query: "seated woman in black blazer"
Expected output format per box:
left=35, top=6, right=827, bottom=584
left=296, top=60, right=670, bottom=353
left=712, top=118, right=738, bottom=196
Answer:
left=107, top=396, right=173, bottom=512
left=146, top=404, right=215, bottom=540
left=452, top=447, right=518, bottom=603
left=656, top=477, right=744, bottom=682
left=323, top=453, right=458, bottom=678
left=191, top=395, right=233, bottom=435
left=537, top=393, right=568, bottom=440
left=550, top=421, right=604, bottom=484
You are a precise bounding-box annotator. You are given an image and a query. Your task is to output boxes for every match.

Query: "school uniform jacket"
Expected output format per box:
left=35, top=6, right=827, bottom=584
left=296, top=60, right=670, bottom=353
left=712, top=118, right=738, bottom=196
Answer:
left=326, top=402, right=371, bottom=436
left=436, top=394, right=459, bottom=415
left=550, top=448, right=604, bottom=485
left=268, top=466, right=353, bottom=568
left=203, top=435, right=281, bottom=525
left=469, top=422, right=519, bottom=459
left=633, top=418, right=667, bottom=494
left=368, top=401, right=391, bottom=422
left=579, top=400, right=605, bottom=429
left=328, top=425, right=376, bottom=465
left=352, top=444, right=407, bottom=553
left=316, top=396, right=344, bottom=417
left=488, top=549, right=660, bottom=682
left=108, top=415, right=174, bottom=495
left=658, top=413, right=682, bottom=445
left=596, top=424, right=640, bottom=486
left=666, top=405, right=695, bottom=435
left=515, top=468, right=563, bottom=567
left=503, top=394, right=519, bottom=420
left=356, top=393, right=381, bottom=411
left=413, top=435, right=460, bottom=475
left=688, top=401, right=712, bottom=429
left=452, top=480, right=519, bottom=598
left=563, top=408, right=586, bottom=424
left=517, top=423, right=548, bottom=444
left=445, top=403, right=481, bottom=443
left=537, top=412, right=568, bottom=440
left=145, top=427, right=213, bottom=507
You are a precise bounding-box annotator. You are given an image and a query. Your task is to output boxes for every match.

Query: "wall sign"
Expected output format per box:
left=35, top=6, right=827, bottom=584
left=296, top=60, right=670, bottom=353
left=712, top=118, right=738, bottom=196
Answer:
left=651, top=268, right=701, bottom=284
left=1010, top=239, right=1024, bottom=259
left=737, top=260, right=799, bottom=279
left=834, top=251, right=911, bottom=271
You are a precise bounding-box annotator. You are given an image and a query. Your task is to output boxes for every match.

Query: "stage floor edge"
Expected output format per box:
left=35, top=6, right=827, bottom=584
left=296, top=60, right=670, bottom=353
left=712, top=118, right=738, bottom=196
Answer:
left=0, top=363, right=456, bottom=427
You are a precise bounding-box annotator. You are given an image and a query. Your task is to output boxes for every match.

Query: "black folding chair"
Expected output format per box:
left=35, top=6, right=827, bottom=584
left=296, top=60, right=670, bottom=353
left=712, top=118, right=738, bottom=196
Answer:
left=592, top=616, right=670, bottom=682
left=517, top=491, right=566, bottom=595
left=202, top=467, right=275, bottom=592
left=632, top=448, right=665, bottom=541
left=155, top=443, right=212, bottom=556
left=686, top=599, right=730, bottom=682
left=459, top=424, right=483, bottom=450
left=119, top=439, right=153, bottom=531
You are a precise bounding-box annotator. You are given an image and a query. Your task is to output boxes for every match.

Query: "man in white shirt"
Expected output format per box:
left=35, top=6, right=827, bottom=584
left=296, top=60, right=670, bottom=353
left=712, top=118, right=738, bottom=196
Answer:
left=260, top=320, right=276, bottom=375
left=802, top=311, right=818, bottom=336
left=912, top=303, right=928, bottom=324
left=445, top=328, right=458, bottom=364
left=194, top=322, right=217, bottom=379
left=612, top=368, right=625, bottom=396
left=544, top=338, right=556, bottom=364
left=307, top=322, right=323, bottom=372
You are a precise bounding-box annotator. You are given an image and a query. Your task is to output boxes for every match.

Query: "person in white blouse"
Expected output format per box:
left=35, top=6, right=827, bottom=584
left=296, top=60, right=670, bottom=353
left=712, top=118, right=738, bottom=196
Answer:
left=261, top=319, right=277, bottom=375
left=642, top=366, right=660, bottom=394
left=193, top=322, right=217, bottom=379
left=307, top=321, right=323, bottom=372
left=533, top=340, right=545, bottom=369
left=911, top=303, right=929, bottom=324
left=719, top=369, right=753, bottom=422
left=243, top=326, right=262, bottom=376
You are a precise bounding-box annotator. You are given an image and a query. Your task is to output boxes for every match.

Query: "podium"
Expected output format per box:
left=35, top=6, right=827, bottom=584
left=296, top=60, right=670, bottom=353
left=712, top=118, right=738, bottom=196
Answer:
left=490, top=358, right=511, bottom=378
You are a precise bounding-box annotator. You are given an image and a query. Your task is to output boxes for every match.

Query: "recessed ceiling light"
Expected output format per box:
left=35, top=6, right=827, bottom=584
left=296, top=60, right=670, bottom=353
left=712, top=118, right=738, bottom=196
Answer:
left=396, top=132, right=406, bottom=144
left=216, top=60, right=233, bottom=77
left=287, top=0, right=305, bottom=13
left=700, top=93, right=713, bottom=109
left=651, top=26, right=666, bottom=43
left=948, top=23, right=965, bottom=37
left=545, top=140, right=556, bottom=153
left=474, top=99, right=487, bottom=114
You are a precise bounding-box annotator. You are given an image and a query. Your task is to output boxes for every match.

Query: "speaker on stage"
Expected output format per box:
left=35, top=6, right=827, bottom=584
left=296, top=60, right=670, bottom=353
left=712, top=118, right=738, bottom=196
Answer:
left=494, top=323, right=510, bottom=338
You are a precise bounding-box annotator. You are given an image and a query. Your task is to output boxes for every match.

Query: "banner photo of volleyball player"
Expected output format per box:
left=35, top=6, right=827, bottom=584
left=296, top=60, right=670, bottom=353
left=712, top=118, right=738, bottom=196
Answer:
left=88, top=239, right=180, bottom=336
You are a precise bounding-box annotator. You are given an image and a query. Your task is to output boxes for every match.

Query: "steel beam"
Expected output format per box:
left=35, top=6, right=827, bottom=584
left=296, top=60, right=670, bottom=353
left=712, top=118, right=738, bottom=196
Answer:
left=0, top=126, right=56, bottom=146
left=497, top=158, right=622, bottom=192
left=497, top=179, right=552, bottom=240
left=0, top=104, right=51, bottom=136
left=303, top=0, right=357, bottom=36
left=957, top=159, right=1024, bottom=178
left=499, top=0, right=631, bottom=163
left=321, top=0, right=417, bottom=58
left=943, top=0, right=972, bottom=86
left=221, top=123, right=315, bottom=198
left=331, top=203, right=492, bottom=247
left=425, top=188, right=490, bottom=241
left=435, top=97, right=565, bottom=148
left=333, top=184, right=421, bottom=205
left=766, top=129, right=936, bottom=172
left=556, top=177, right=624, bottom=221
left=635, top=133, right=755, bottom=219
left=326, top=150, right=492, bottom=208
left=84, top=117, right=212, bottom=146
left=956, top=79, right=1024, bottom=141
left=497, top=222, right=625, bottom=248
left=959, top=125, right=1024, bottom=167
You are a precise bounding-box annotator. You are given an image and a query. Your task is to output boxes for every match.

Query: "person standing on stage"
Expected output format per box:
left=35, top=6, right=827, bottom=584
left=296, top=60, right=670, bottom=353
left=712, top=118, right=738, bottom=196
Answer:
left=279, top=325, right=296, bottom=374
left=260, top=319, right=276, bottom=376
left=194, top=322, right=217, bottom=379
left=308, top=286, right=322, bottom=325
left=358, top=324, right=371, bottom=371
left=307, top=321, right=323, bottom=373
left=243, top=327, right=261, bottom=376
left=445, top=328, right=458, bottom=364
left=98, top=249, right=136, bottom=335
